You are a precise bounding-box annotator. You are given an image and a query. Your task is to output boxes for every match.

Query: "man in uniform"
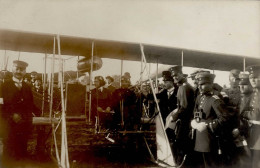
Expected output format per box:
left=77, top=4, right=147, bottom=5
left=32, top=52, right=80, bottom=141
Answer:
left=166, top=65, right=194, bottom=165
left=0, top=60, right=35, bottom=165
left=241, top=65, right=260, bottom=168
left=191, top=72, right=231, bottom=168
left=221, top=69, right=241, bottom=109
left=231, top=73, right=252, bottom=167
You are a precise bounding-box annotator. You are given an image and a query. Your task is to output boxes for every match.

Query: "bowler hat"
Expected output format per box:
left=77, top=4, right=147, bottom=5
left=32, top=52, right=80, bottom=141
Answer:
left=124, top=72, right=131, bottom=79
left=246, top=65, right=260, bottom=77
left=162, top=71, right=173, bottom=81
left=196, top=72, right=216, bottom=85
left=168, top=65, right=183, bottom=76
left=239, top=73, right=250, bottom=85
left=13, top=60, right=28, bottom=69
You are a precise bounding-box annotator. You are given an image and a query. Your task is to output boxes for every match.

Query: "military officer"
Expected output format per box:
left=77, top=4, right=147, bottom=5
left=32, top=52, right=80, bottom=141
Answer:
left=166, top=65, right=194, bottom=165
left=0, top=60, right=35, bottom=164
left=230, top=73, right=252, bottom=167
left=241, top=65, right=260, bottom=168
left=221, top=69, right=241, bottom=109
left=191, top=72, right=231, bottom=168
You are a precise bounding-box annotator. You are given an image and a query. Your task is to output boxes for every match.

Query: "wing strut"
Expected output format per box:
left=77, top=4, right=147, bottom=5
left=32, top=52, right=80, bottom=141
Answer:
left=140, top=44, right=176, bottom=166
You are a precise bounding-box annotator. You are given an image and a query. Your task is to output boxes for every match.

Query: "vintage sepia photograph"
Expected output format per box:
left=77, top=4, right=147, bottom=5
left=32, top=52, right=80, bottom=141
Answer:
left=0, top=1, right=260, bottom=168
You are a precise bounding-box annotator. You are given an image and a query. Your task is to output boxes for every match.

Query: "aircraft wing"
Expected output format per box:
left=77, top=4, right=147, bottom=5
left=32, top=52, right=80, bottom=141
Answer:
left=0, top=29, right=259, bottom=71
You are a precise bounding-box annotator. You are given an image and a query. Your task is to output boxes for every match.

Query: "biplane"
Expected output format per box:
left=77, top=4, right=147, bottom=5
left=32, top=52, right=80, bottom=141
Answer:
left=0, top=29, right=260, bottom=168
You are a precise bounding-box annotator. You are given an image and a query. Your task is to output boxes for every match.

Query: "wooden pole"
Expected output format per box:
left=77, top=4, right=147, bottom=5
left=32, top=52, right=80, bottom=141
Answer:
left=50, top=37, right=55, bottom=119
left=57, top=34, right=70, bottom=168
left=243, top=57, right=246, bottom=72
left=181, top=50, right=184, bottom=66
left=88, top=41, right=95, bottom=122
left=140, top=43, right=174, bottom=161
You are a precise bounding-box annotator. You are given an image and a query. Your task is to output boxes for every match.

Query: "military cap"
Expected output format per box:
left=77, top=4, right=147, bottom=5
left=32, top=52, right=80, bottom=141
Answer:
left=106, top=76, right=114, bottom=82
left=190, top=69, right=210, bottom=79
left=229, top=69, right=241, bottom=78
left=168, top=65, right=183, bottom=76
left=246, top=65, right=260, bottom=77
left=239, top=73, right=250, bottom=85
left=162, top=71, right=173, bottom=81
left=13, top=60, right=28, bottom=69
left=124, top=72, right=131, bottom=79
left=196, top=72, right=216, bottom=85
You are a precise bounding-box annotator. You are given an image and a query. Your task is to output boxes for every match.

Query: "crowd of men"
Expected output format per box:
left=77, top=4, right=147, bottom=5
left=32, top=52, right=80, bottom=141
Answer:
left=0, top=59, right=259, bottom=168
left=158, top=65, right=260, bottom=168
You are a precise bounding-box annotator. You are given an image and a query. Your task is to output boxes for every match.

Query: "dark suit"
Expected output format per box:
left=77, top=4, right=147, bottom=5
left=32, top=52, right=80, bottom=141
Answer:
left=113, top=88, right=138, bottom=130
left=156, top=87, right=178, bottom=124
left=1, top=79, right=34, bottom=160
left=91, top=87, right=113, bottom=128
left=171, top=80, right=195, bottom=165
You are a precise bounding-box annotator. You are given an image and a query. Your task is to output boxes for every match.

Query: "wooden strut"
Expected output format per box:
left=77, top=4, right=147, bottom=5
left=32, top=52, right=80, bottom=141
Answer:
left=88, top=41, right=95, bottom=123
left=139, top=44, right=174, bottom=164
left=57, top=34, right=70, bottom=168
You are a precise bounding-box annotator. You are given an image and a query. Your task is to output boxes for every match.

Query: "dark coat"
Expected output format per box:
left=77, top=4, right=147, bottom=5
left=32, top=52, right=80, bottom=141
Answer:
left=156, top=87, right=178, bottom=124
left=1, top=79, right=34, bottom=134
left=172, top=81, right=195, bottom=140
left=91, top=87, right=112, bottom=118
left=241, top=90, right=260, bottom=150
left=0, top=79, right=35, bottom=159
left=112, top=88, right=138, bottom=129
left=193, top=93, right=231, bottom=152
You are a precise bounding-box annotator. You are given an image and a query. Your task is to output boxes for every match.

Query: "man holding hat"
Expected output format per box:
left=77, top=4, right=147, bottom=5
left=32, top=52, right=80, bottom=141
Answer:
left=241, top=65, right=260, bottom=168
left=165, top=65, right=194, bottom=165
left=0, top=60, right=35, bottom=164
left=190, top=72, right=231, bottom=167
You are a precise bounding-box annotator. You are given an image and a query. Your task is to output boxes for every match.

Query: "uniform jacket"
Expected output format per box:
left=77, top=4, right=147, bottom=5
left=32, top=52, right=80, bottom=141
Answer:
left=0, top=79, right=34, bottom=136
left=241, top=89, right=260, bottom=150
left=193, top=93, right=230, bottom=152
left=222, top=87, right=241, bottom=109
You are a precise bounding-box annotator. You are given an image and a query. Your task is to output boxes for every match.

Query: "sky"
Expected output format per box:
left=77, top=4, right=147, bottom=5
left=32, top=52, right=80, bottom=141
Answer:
left=0, top=0, right=259, bottom=87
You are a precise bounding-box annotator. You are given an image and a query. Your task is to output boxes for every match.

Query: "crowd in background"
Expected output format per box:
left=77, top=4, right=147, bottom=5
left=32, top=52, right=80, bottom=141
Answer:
left=0, top=60, right=259, bottom=168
